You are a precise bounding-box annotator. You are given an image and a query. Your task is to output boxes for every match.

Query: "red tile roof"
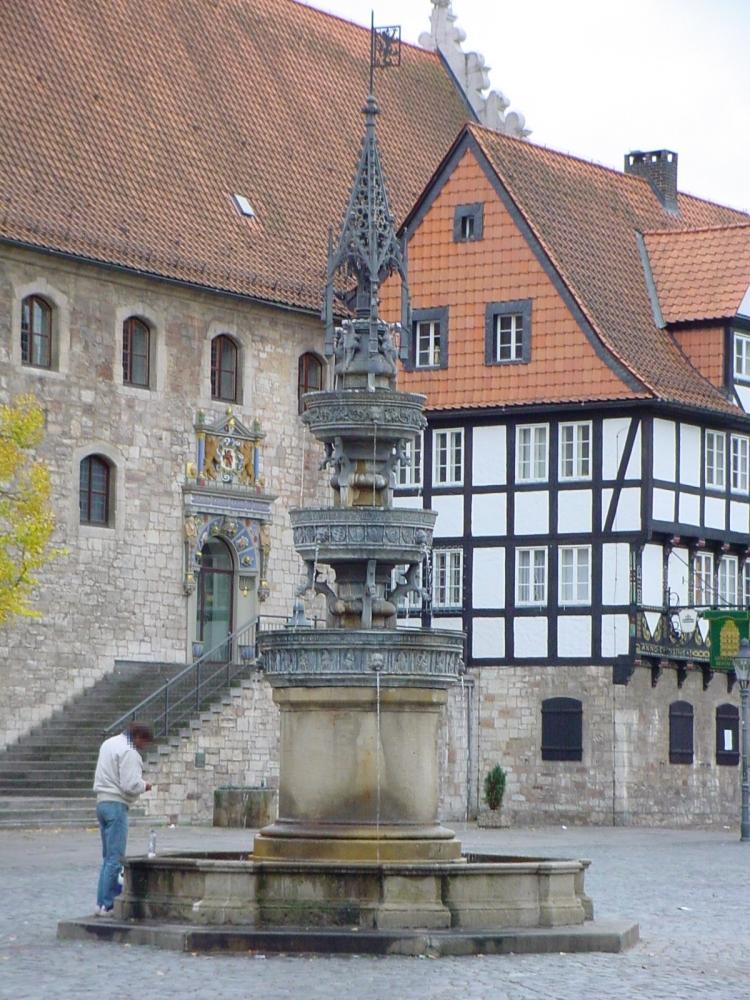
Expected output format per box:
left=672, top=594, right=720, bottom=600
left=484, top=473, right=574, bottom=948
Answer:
left=644, top=224, right=750, bottom=324
left=466, top=124, right=750, bottom=415
left=0, top=0, right=470, bottom=312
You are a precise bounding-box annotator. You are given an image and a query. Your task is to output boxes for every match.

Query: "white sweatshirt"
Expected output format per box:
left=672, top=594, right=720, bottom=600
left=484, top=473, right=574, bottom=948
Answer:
left=93, top=732, right=147, bottom=806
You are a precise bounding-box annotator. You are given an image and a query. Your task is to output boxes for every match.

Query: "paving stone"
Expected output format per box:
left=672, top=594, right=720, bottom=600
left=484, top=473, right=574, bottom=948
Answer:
left=2, top=823, right=749, bottom=999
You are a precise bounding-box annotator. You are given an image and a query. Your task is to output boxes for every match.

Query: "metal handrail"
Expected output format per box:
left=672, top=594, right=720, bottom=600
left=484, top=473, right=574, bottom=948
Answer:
left=104, top=613, right=324, bottom=740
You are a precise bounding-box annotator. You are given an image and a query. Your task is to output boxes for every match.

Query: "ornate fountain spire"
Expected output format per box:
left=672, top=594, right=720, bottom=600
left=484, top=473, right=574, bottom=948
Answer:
left=323, top=22, right=411, bottom=379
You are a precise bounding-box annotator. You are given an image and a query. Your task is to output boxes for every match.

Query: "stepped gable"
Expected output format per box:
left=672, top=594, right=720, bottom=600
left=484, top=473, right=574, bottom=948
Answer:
left=412, top=123, right=749, bottom=415
left=0, top=0, right=469, bottom=312
left=643, top=223, right=750, bottom=324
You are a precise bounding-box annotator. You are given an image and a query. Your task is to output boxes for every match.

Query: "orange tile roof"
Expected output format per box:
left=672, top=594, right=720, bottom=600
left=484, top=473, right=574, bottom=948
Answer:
left=0, top=0, right=470, bottom=312
left=463, top=125, right=750, bottom=415
left=644, top=225, right=750, bottom=324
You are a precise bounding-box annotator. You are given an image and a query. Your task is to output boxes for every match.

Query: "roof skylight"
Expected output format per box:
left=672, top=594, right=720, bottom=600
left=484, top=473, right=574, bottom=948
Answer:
left=232, top=193, right=255, bottom=218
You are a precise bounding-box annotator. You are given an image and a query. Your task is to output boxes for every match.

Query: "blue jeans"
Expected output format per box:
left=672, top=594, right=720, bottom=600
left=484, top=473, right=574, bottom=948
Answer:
left=96, top=800, right=128, bottom=910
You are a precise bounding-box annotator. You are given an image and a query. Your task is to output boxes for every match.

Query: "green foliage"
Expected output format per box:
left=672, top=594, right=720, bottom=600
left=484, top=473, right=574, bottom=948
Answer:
left=483, top=763, right=507, bottom=811
left=0, top=394, right=60, bottom=626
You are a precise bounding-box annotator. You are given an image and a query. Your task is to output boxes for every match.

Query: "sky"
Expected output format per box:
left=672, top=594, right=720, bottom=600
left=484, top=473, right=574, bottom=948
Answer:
left=309, top=0, right=750, bottom=212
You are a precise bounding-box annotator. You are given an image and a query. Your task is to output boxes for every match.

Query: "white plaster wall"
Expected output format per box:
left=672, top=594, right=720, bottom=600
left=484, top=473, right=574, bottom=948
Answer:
left=652, top=487, right=675, bottom=522
left=513, top=490, right=548, bottom=536
left=513, top=616, right=548, bottom=658
left=432, top=494, right=464, bottom=537
left=472, top=547, right=505, bottom=608
left=641, top=544, right=663, bottom=606
left=602, top=543, right=630, bottom=606
left=558, top=615, right=591, bottom=657
left=603, top=486, right=641, bottom=531
left=679, top=425, right=701, bottom=486
left=601, top=614, right=629, bottom=656
left=736, top=384, right=750, bottom=413
left=652, top=419, right=676, bottom=481
left=730, top=500, right=749, bottom=534
left=471, top=617, right=504, bottom=659
left=705, top=496, right=726, bottom=531
left=557, top=489, right=592, bottom=533
left=471, top=492, right=507, bottom=537
left=472, top=425, right=506, bottom=486
left=602, top=417, right=630, bottom=480
left=679, top=492, right=700, bottom=525
left=667, top=548, right=690, bottom=604
left=432, top=617, right=463, bottom=631
left=393, top=494, right=424, bottom=510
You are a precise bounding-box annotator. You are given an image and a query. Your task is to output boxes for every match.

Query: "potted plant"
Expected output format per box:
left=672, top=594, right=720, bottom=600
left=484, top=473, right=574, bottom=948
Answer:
left=478, top=764, right=508, bottom=827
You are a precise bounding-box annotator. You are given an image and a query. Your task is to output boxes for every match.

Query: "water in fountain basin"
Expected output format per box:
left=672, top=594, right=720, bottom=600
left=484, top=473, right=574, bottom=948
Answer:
left=375, top=667, right=381, bottom=864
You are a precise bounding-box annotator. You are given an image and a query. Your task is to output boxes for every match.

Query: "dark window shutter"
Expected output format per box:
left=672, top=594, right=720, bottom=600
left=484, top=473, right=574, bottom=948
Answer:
left=716, top=703, right=740, bottom=766
left=669, top=701, right=694, bottom=764
left=541, top=697, right=583, bottom=761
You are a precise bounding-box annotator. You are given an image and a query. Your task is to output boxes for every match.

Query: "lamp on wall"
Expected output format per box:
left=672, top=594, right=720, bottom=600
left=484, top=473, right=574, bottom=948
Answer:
left=239, top=576, right=252, bottom=598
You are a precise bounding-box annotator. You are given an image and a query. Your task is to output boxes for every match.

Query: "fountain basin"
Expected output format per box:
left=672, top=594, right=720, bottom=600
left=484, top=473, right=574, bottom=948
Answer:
left=116, top=852, right=592, bottom=931
left=302, top=388, right=427, bottom=441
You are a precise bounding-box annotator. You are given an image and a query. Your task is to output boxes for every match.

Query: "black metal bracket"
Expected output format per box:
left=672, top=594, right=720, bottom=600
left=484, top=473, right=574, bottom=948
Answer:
left=676, top=663, right=688, bottom=688
left=651, top=661, right=663, bottom=687
left=613, top=654, right=635, bottom=686
left=701, top=664, right=714, bottom=691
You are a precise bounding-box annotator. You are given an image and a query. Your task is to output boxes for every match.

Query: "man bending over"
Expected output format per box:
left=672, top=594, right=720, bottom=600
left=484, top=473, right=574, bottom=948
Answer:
left=93, top=721, right=153, bottom=915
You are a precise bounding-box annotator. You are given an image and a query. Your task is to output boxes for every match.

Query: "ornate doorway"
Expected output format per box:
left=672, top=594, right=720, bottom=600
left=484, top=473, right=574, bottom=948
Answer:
left=196, top=537, right=234, bottom=661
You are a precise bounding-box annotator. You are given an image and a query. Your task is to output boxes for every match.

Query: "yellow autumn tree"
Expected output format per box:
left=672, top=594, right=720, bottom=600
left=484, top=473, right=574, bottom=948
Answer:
left=0, top=394, right=58, bottom=625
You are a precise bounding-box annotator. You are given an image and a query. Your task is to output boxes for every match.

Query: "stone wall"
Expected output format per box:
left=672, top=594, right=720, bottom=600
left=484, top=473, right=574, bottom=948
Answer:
left=0, top=246, right=328, bottom=749
left=142, top=671, right=278, bottom=825
left=476, top=663, right=741, bottom=827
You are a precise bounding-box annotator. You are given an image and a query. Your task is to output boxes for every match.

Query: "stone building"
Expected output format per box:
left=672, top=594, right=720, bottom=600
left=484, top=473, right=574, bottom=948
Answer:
left=0, top=0, right=493, bottom=751
left=385, top=125, right=750, bottom=824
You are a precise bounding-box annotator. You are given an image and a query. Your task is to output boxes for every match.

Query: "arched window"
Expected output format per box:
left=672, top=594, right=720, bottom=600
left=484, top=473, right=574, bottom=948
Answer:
left=716, top=703, right=740, bottom=766
left=122, top=317, right=150, bottom=387
left=297, top=352, right=323, bottom=412
left=211, top=335, right=238, bottom=401
left=79, top=455, right=112, bottom=525
left=669, top=701, right=694, bottom=764
left=541, top=697, right=582, bottom=761
left=21, top=295, right=52, bottom=368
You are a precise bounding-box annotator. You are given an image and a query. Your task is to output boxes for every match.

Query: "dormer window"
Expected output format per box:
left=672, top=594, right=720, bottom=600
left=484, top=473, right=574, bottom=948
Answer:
left=485, top=300, right=532, bottom=366
left=453, top=203, right=483, bottom=242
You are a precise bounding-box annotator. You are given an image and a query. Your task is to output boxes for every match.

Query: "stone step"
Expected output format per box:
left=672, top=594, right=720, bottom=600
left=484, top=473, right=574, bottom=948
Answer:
left=0, top=796, right=149, bottom=829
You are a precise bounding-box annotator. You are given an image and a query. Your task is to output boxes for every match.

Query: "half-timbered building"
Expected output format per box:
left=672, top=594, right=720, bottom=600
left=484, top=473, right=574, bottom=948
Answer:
left=390, top=124, right=750, bottom=824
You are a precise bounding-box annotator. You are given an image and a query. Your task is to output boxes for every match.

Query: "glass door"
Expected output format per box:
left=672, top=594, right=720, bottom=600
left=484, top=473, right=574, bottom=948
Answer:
left=196, top=537, right=234, bottom=661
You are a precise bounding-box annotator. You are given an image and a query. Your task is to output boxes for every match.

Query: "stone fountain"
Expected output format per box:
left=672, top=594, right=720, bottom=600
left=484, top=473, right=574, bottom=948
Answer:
left=58, top=87, right=637, bottom=956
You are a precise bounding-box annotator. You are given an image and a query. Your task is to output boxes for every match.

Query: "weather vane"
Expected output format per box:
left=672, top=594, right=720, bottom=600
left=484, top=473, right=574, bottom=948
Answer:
left=369, top=13, right=401, bottom=95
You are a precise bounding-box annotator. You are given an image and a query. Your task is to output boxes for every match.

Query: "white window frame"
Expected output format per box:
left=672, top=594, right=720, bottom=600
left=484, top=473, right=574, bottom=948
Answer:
left=705, top=430, right=726, bottom=490
left=734, top=330, right=750, bottom=381
left=731, top=435, right=749, bottom=494
left=718, top=555, right=739, bottom=607
left=416, top=320, right=441, bottom=369
left=516, top=547, right=548, bottom=606
left=693, top=551, right=714, bottom=606
left=516, top=424, right=548, bottom=483
left=559, top=546, right=591, bottom=606
left=432, top=428, right=464, bottom=487
left=559, top=422, right=592, bottom=481
left=744, top=561, right=750, bottom=607
left=433, top=549, right=463, bottom=610
left=493, top=312, right=524, bottom=363
left=397, top=433, right=423, bottom=488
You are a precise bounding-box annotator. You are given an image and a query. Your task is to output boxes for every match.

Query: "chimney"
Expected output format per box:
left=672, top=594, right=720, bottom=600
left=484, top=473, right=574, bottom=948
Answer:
left=624, top=150, right=678, bottom=212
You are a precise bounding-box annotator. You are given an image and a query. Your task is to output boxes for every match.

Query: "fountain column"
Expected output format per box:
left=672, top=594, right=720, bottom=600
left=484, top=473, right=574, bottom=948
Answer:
left=254, top=93, right=465, bottom=865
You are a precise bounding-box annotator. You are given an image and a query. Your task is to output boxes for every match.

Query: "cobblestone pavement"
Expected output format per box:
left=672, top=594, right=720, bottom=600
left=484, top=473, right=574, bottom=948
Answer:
left=1, top=822, right=749, bottom=1000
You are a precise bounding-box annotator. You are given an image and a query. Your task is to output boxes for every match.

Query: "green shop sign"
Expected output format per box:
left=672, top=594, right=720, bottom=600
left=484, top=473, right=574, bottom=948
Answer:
left=701, top=611, right=750, bottom=671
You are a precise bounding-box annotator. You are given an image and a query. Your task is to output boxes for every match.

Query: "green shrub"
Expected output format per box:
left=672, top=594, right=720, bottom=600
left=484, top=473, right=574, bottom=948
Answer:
left=483, top=764, right=507, bottom=811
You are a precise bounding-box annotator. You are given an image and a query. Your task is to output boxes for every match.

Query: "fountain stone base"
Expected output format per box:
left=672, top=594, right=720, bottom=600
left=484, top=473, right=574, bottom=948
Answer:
left=115, top=852, right=591, bottom=932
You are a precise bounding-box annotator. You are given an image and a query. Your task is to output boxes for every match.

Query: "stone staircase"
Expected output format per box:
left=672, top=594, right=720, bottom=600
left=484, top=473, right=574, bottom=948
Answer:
left=0, top=661, right=190, bottom=829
